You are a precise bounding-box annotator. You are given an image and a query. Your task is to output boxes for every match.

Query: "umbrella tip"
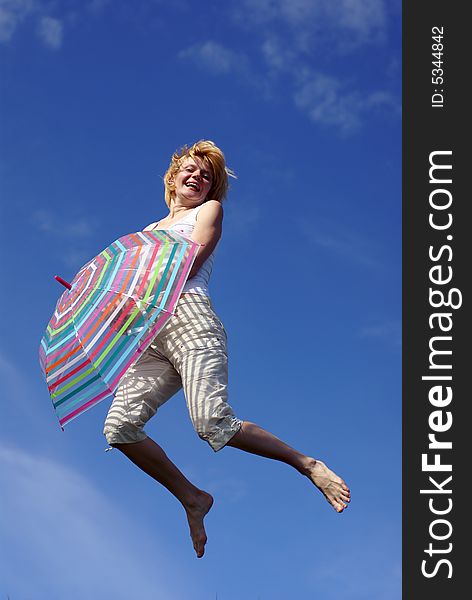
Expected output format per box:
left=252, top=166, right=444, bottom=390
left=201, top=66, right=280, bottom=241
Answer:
left=55, top=275, right=72, bottom=290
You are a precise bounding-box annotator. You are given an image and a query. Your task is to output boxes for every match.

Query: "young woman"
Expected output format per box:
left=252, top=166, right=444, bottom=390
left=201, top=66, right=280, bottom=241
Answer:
left=104, top=140, right=351, bottom=558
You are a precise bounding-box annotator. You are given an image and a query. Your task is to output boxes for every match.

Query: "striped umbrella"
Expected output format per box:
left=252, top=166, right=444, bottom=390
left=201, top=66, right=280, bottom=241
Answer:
left=39, top=229, right=200, bottom=428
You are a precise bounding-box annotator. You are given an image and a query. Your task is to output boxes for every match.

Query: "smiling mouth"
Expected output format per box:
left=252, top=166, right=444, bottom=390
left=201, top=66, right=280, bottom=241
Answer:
left=185, top=182, right=200, bottom=191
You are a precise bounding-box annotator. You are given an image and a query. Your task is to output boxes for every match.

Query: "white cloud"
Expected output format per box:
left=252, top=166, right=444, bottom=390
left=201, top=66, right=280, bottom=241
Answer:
left=0, top=0, right=64, bottom=48
left=236, top=0, right=387, bottom=42
left=360, top=320, right=401, bottom=346
left=0, top=348, right=50, bottom=430
left=0, top=350, right=34, bottom=418
left=32, top=209, right=98, bottom=237
left=202, top=466, right=248, bottom=502
left=31, top=210, right=99, bottom=269
left=179, top=40, right=248, bottom=76
left=261, top=36, right=296, bottom=71
left=333, top=0, right=386, bottom=38
left=61, top=248, right=95, bottom=269
left=299, top=217, right=381, bottom=268
left=305, top=535, right=401, bottom=600
left=86, top=0, right=111, bottom=13
left=294, top=70, right=399, bottom=134
left=294, top=72, right=362, bottom=134
left=0, top=0, right=35, bottom=42
left=0, top=349, right=28, bottom=396
left=184, top=2, right=398, bottom=134
left=261, top=34, right=401, bottom=135
left=37, top=14, right=63, bottom=49
left=0, top=444, right=182, bottom=599
left=253, top=0, right=324, bottom=30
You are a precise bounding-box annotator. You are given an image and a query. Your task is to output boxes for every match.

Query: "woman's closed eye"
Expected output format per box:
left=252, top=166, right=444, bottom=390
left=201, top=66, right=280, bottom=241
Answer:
left=185, top=167, right=211, bottom=181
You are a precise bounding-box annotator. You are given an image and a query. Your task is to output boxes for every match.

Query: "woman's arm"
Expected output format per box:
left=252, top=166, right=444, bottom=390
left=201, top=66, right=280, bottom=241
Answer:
left=188, top=200, right=223, bottom=279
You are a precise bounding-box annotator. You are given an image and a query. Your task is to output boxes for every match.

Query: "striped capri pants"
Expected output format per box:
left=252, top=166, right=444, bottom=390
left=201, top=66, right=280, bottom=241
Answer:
left=103, top=293, right=243, bottom=451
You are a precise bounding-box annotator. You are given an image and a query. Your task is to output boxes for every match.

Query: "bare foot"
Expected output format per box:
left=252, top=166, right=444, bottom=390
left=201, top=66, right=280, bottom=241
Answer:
left=305, top=459, right=351, bottom=513
left=184, top=490, right=214, bottom=558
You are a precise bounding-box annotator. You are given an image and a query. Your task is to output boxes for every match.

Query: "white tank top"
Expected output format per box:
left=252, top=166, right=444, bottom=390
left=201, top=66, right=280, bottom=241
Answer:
left=144, top=205, right=216, bottom=297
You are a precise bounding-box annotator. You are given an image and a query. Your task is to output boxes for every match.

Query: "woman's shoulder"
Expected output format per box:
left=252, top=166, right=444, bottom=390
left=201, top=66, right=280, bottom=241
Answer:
left=143, top=222, right=158, bottom=231
left=196, top=200, right=223, bottom=221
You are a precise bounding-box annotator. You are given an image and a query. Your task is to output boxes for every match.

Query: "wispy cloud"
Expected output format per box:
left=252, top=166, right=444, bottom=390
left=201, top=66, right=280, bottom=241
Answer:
left=86, top=0, right=112, bottom=14
left=305, top=535, right=401, bottom=600
left=260, top=36, right=297, bottom=72
left=0, top=444, right=182, bottom=599
left=252, top=1, right=398, bottom=134
left=37, top=14, right=63, bottom=49
left=0, top=348, right=54, bottom=435
left=294, top=72, right=362, bottom=134
left=0, top=0, right=64, bottom=48
left=177, top=32, right=399, bottom=135
left=334, top=0, right=387, bottom=39
left=2, top=1, right=398, bottom=133
left=179, top=1, right=398, bottom=134
left=31, top=210, right=99, bottom=269
left=178, top=40, right=250, bottom=77
left=298, top=217, right=381, bottom=268
left=294, top=70, right=399, bottom=135
left=32, top=209, right=98, bottom=237
left=60, top=248, right=95, bottom=269
left=202, top=466, right=248, bottom=503
left=234, top=0, right=387, bottom=46
left=360, top=319, right=401, bottom=346
left=0, top=0, right=35, bottom=43
left=0, top=350, right=36, bottom=422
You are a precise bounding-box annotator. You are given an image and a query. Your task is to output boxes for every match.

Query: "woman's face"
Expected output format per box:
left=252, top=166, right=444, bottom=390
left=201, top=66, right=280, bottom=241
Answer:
left=172, top=157, right=213, bottom=205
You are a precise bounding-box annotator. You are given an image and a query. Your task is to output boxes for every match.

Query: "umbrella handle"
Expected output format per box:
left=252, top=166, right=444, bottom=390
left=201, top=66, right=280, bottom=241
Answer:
left=55, top=275, right=72, bottom=290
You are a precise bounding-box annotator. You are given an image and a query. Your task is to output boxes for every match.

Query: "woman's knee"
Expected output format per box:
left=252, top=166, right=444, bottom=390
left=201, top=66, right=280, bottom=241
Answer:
left=103, top=420, right=147, bottom=446
left=195, top=415, right=243, bottom=452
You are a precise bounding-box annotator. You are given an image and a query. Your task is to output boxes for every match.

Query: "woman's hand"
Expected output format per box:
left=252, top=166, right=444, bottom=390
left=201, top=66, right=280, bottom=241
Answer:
left=188, top=200, right=223, bottom=278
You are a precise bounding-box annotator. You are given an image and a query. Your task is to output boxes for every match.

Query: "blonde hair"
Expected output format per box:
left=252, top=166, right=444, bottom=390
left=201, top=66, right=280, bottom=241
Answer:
left=163, top=140, right=235, bottom=206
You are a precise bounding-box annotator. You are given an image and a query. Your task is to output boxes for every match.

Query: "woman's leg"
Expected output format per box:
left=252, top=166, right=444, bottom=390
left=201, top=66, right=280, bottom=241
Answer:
left=225, top=421, right=351, bottom=512
left=170, top=299, right=350, bottom=512
left=113, top=437, right=213, bottom=558
left=104, top=343, right=213, bottom=558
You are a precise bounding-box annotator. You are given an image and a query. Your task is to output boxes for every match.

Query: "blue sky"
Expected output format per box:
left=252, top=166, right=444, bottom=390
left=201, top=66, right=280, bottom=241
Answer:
left=0, top=1, right=401, bottom=598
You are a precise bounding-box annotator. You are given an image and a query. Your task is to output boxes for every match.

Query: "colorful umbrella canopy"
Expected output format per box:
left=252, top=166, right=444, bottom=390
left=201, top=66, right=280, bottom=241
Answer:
left=39, top=229, right=200, bottom=428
